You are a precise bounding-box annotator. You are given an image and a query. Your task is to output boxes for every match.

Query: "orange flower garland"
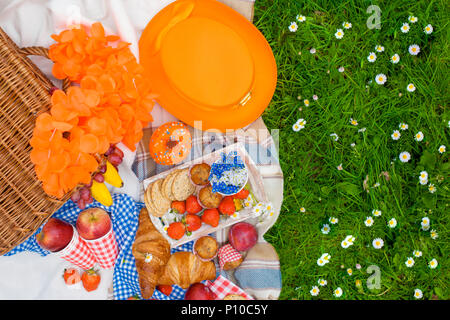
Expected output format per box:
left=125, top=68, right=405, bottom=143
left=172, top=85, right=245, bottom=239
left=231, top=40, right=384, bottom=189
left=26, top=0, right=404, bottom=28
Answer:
left=30, top=22, right=155, bottom=198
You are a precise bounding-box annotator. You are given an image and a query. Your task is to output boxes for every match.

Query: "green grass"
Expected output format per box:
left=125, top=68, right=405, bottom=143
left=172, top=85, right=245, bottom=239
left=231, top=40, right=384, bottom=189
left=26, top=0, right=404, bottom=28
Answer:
left=254, top=0, right=449, bottom=300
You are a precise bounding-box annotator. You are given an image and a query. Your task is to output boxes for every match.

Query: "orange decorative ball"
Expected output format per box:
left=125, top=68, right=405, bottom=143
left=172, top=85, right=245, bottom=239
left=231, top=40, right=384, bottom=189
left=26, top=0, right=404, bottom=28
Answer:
left=149, top=122, right=192, bottom=165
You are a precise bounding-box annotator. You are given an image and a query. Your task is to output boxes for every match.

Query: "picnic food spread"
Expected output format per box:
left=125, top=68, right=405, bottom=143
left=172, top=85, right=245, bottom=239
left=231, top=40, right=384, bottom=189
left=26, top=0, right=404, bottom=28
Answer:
left=1, top=0, right=280, bottom=301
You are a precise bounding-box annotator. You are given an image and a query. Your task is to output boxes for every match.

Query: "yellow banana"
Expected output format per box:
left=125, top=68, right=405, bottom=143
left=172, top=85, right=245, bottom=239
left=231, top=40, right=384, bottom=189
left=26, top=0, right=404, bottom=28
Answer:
left=91, top=181, right=113, bottom=206
left=104, top=161, right=123, bottom=188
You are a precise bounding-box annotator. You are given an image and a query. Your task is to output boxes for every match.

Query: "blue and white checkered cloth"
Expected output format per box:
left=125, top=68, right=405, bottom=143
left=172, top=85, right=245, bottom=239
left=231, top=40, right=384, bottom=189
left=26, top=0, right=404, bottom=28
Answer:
left=5, top=193, right=196, bottom=300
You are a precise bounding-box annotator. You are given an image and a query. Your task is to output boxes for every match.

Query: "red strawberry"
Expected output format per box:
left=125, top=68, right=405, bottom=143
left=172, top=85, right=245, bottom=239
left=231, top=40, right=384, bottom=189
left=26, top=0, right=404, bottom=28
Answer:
left=186, top=195, right=202, bottom=214
left=185, top=214, right=202, bottom=232
left=167, top=222, right=186, bottom=240
left=233, top=188, right=250, bottom=199
left=157, top=285, right=173, bottom=296
left=201, top=208, right=220, bottom=227
left=81, top=268, right=101, bottom=292
left=63, top=268, right=81, bottom=285
left=171, top=201, right=186, bottom=214
left=218, top=196, right=236, bottom=216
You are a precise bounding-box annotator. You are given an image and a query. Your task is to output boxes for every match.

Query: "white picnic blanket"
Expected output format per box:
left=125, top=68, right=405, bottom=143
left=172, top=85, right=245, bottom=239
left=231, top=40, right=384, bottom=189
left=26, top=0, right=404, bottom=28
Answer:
left=0, top=0, right=281, bottom=300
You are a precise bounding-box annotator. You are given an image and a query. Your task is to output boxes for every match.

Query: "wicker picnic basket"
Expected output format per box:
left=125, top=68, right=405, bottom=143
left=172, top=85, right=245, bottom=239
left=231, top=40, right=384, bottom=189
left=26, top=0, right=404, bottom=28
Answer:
left=0, top=27, right=73, bottom=255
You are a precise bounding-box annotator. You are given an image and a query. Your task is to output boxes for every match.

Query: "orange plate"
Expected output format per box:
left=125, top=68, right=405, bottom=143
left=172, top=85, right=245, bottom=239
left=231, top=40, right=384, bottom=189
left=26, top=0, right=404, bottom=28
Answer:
left=139, top=0, right=277, bottom=132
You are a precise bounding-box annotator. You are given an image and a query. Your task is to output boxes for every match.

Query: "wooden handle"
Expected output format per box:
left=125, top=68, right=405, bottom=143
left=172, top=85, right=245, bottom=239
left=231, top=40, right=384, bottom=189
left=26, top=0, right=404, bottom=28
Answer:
left=19, top=46, right=71, bottom=92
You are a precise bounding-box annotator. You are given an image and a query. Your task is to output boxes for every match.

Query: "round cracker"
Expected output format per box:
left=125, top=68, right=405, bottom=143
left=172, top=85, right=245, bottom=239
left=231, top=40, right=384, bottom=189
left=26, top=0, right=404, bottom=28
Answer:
left=151, top=179, right=171, bottom=216
left=161, top=169, right=179, bottom=200
left=145, top=183, right=160, bottom=217
left=171, top=168, right=195, bottom=201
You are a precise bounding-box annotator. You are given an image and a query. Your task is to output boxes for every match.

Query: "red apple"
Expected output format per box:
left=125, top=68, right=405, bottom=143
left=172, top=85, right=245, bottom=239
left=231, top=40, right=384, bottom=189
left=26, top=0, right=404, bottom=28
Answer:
left=76, top=208, right=111, bottom=240
left=36, top=218, right=74, bottom=252
left=228, top=222, right=258, bottom=251
left=184, top=283, right=215, bottom=300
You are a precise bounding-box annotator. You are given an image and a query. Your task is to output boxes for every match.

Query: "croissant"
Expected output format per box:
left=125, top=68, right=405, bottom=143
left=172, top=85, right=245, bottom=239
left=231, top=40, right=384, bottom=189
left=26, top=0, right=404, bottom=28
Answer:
left=158, top=251, right=216, bottom=289
left=132, top=208, right=171, bottom=299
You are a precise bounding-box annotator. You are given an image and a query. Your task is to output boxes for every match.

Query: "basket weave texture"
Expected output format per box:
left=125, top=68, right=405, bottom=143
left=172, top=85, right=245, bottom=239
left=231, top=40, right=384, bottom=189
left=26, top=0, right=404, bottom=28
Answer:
left=0, top=27, right=70, bottom=255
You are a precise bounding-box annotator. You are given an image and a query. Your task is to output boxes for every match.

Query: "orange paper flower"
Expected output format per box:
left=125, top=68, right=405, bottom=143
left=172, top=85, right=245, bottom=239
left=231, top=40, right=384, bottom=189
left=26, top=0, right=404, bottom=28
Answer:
left=30, top=22, right=155, bottom=198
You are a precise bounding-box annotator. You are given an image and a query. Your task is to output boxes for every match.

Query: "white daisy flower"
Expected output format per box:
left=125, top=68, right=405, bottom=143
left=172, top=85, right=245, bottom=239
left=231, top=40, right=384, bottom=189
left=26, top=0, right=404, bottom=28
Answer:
left=372, top=238, right=384, bottom=249
left=407, top=83, right=416, bottom=92
left=341, top=240, right=350, bottom=249
left=372, top=209, right=382, bottom=217
left=421, top=217, right=430, bottom=228
left=413, top=250, right=422, bottom=258
left=329, top=217, right=338, bottom=224
left=428, top=183, right=436, bottom=193
left=391, top=130, right=401, bottom=140
left=358, top=127, right=366, bottom=133
left=388, top=218, right=397, bottom=228
left=429, top=258, right=438, bottom=269
left=346, top=235, right=356, bottom=243
left=414, top=289, right=423, bottom=299
left=333, top=287, right=343, bottom=297
left=419, top=171, right=428, bottom=180
left=438, top=145, right=446, bottom=154
left=230, top=211, right=241, bottom=220
left=244, top=195, right=255, bottom=208
left=300, top=207, right=306, bottom=213
left=310, top=48, right=316, bottom=54
left=375, top=73, right=387, bottom=85
left=335, top=28, right=344, bottom=39
left=338, top=66, right=345, bottom=73
left=408, top=16, right=418, bottom=23
left=365, top=216, right=374, bottom=227
left=430, top=229, right=438, bottom=240
left=350, top=118, right=358, bottom=126
left=419, top=177, right=428, bottom=185
left=297, top=118, right=306, bottom=128
left=414, top=131, right=424, bottom=141
left=288, top=22, right=298, bottom=32
left=330, top=133, right=339, bottom=141
left=401, top=22, right=410, bottom=33
left=317, top=253, right=331, bottom=266
left=399, top=122, right=408, bottom=130
left=292, top=122, right=301, bottom=132
left=375, top=45, right=385, bottom=52
left=391, top=53, right=400, bottom=64
left=321, top=224, right=331, bottom=234
left=399, top=151, right=411, bottom=163
left=424, top=24, right=433, bottom=34
left=312, top=94, right=319, bottom=101
left=367, top=52, right=377, bottom=62
left=252, top=206, right=263, bottom=217
left=347, top=268, right=353, bottom=276
left=337, top=163, right=343, bottom=171
left=144, top=253, right=153, bottom=263
left=304, top=99, right=310, bottom=106
left=318, top=279, right=327, bottom=287
left=408, top=44, right=420, bottom=55
left=296, top=15, right=306, bottom=22
left=310, top=286, right=320, bottom=296
left=321, top=253, right=331, bottom=262
left=342, top=21, right=352, bottom=29
left=405, top=257, right=415, bottom=268
left=350, top=143, right=356, bottom=148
